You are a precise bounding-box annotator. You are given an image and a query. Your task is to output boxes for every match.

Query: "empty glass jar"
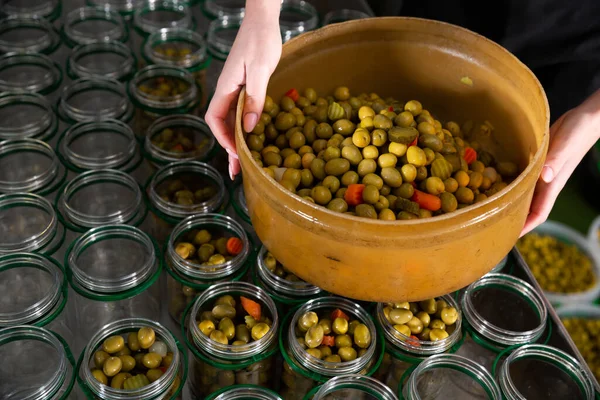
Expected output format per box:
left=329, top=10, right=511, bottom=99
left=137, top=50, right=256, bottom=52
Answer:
left=62, top=6, right=128, bottom=47
left=206, top=384, right=283, bottom=400
left=67, top=41, right=136, bottom=81
left=0, top=325, right=76, bottom=400
left=77, top=318, right=186, bottom=400
left=0, top=138, right=66, bottom=200
left=0, top=252, right=73, bottom=346
left=0, top=16, right=61, bottom=55
left=166, top=213, right=252, bottom=323
left=65, top=225, right=161, bottom=354
left=200, top=0, right=245, bottom=20
left=206, top=15, right=241, bottom=97
left=279, top=0, right=318, bottom=43
left=0, top=53, right=62, bottom=101
left=310, top=375, right=398, bottom=400
left=400, top=354, right=501, bottom=400
left=0, top=93, right=58, bottom=142
left=86, top=0, right=144, bottom=20
left=186, top=282, right=279, bottom=398
left=0, top=0, right=61, bottom=21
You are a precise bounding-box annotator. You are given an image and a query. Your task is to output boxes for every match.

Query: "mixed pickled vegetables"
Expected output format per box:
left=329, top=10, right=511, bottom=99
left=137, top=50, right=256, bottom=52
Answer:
left=150, top=126, right=211, bottom=155
left=562, top=317, right=600, bottom=381
left=157, top=175, right=219, bottom=205
left=175, top=229, right=244, bottom=267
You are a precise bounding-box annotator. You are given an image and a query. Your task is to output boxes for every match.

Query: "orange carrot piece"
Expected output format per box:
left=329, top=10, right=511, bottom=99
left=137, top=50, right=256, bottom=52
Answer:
left=321, top=335, right=335, bottom=347
left=331, top=309, right=350, bottom=321
left=407, top=335, right=421, bottom=347
left=285, top=88, right=300, bottom=102
left=171, top=144, right=184, bottom=152
left=409, top=137, right=418, bottom=147
left=411, top=190, right=442, bottom=211
left=226, top=237, right=243, bottom=256
left=240, top=296, right=261, bottom=321
left=463, top=147, right=477, bottom=165
left=344, top=184, right=365, bottom=206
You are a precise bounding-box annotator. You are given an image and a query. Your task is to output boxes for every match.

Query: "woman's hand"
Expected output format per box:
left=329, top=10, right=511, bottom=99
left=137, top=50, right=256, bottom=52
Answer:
left=205, top=0, right=282, bottom=179
left=522, top=89, right=600, bottom=236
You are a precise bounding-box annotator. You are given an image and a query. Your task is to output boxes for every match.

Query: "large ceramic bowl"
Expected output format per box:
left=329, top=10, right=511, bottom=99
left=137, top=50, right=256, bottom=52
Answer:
left=235, top=17, right=549, bottom=303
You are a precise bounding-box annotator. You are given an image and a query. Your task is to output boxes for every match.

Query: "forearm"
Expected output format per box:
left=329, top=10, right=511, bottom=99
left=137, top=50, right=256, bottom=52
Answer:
left=245, top=0, right=281, bottom=26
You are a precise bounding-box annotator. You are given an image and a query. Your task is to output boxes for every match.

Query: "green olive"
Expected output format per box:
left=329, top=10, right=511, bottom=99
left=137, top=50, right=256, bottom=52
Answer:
left=126, top=332, right=140, bottom=352
left=218, top=317, right=236, bottom=340
left=395, top=111, right=414, bottom=127
left=430, top=319, right=446, bottom=330
left=404, top=100, right=422, bottom=116
left=429, top=328, right=449, bottom=341
left=455, top=187, right=475, bottom=204
left=103, top=356, right=122, bottom=377
left=416, top=311, right=431, bottom=328
left=310, top=158, right=326, bottom=180
left=94, top=350, right=110, bottom=369
left=393, top=324, right=412, bottom=337
left=379, top=167, right=402, bottom=188
left=389, top=308, right=413, bottom=325
left=373, top=115, right=392, bottom=130
left=338, top=347, right=358, bottom=362
left=319, top=345, right=333, bottom=358
left=103, top=335, right=125, bottom=354
left=335, top=334, right=353, bottom=348
left=440, top=192, right=458, bottom=213
left=111, top=372, right=132, bottom=389
left=341, top=145, right=363, bottom=165
left=119, top=355, right=136, bottom=372
left=306, top=348, right=322, bottom=359
left=251, top=323, right=271, bottom=341
left=212, top=304, right=236, bottom=320
left=406, top=147, right=427, bottom=167
left=352, top=129, right=370, bottom=148
left=341, top=171, right=359, bottom=186
left=419, top=134, right=443, bottom=152
left=298, top=311, right=319, bottom=331
left=332, top=317, right=349, bottom=335
left=441, top=307, right=459, bottom=325
left=327, top=198, right=348, bottom=213
left=362, top=185, right=380, bottom=205
left=419, top=299, right=437, bottom=314
left=362, top=173, right=384, bottom=190
left=357, top=159, right=377, bottom=177
left=311, top=186, right=332, bottom=205
left=333, top=119, right=355, bottom=135
left=324, top=355, right=342, bottom=363
left=318, top=318, right=332, bottom=335
left=146, top=369, right=163, bottom=383
left=92, top=369, right=108, bottom=385
left=209, top=330, right=229, bottom=345
left=305, top=325, right=324, bottom=348
left=316, top=123, right=333, bottom=139
left=142, top=353, right=163, bottom=369
left=355, top=204, right=377, bottom=219
left=324, top=158, right=350, bottom=176
left=353, top=324, right=371, bottom=348
left=275, top=113, right=297, bottom=131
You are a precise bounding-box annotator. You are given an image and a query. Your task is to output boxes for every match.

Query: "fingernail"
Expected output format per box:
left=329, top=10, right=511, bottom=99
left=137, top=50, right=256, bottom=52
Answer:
left=228, top=161, right=234, bottom=180
left=243, top=112, right=258, bottom=132
left=541, top=166, right=554, bottom=183
left=226, top=148, right=238, bottom=159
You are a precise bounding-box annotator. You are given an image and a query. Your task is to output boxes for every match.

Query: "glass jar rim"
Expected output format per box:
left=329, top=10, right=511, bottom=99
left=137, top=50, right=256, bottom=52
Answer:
left=68, top=41, right=136, bottom=81
left=0, top=325, right=75, bottom=400
left=0, top=0, right=61, bottom=21
left=147, top=160, right=226, bottom=219
left=128, top=65, right=198, bottom=111
left=201, top=0, right=245, bottom=20
left=256, top=245, right=322, bottom=298
left=0, top=93, right=57, bottom=141
left=231, top=180, right=250, bottom=223
left=142, top=27, right=209, bottom=70
left=133, top=0, right=193, bottom=36
left=143, top=114, right=217, bottom=165
left=321, top=9, right=371, bottom=26
left=0, top=52, right=62, bottom=95
left=58, top=119, right=138, bottom=172
left=206, top=384, right=282, bottom=400
left=80, top=318, right=181, bottom=400
left=0, top=16, right=61, bottom=54
left=279, top=0, right=318, bottom=43
left=167, top=213, right=251, bottom=282
left=313, top=375, right=398, bottom=400
left=461, top=273, right=548, bottom=347
left=288, top=296, right=378, bottom=377
left=86, top=0, right=145, bottom=15
left=402, top=353, right=501, bottom=400
left=377, top=295, right=463, bottom=357
left=66, top=225, right=159, bottom=295
left=496, top=344, right=595, bottom=400
left=0, top=138, right=65, bottom=195
left=62, top=6, right=127, bottom=46
left=207, top=15, right=242, bottom=60
left=188, top=281, right=279, bottom=360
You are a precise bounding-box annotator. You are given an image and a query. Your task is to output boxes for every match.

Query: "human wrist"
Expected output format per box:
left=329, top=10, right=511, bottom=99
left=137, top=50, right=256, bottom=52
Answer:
left=245, top=0, right=281, bottom=27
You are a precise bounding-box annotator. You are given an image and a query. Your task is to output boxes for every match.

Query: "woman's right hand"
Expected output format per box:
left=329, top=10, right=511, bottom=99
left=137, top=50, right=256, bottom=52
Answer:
left=205, top=0, right=282, bottom=179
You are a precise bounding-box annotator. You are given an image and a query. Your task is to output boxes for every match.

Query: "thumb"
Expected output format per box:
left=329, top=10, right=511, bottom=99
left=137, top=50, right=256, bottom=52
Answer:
left=243, top=65, right=271, bottom=133
left=540, top=113, right=569, bottom=184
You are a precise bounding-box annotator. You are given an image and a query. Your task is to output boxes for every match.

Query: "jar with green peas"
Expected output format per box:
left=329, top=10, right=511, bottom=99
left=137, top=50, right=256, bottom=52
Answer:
left=185, top=282, right=280, bottom=398
left=78, top=318, right=186, bottom=399
left=166, top=213, right=252, bottom=324
left=308, top=375, right=397, bottom=400
left=205, top=384, right=283, bottom=400
left=373, top=295, right=463, bottom=393
left=279, top=296, right=383, bottom=400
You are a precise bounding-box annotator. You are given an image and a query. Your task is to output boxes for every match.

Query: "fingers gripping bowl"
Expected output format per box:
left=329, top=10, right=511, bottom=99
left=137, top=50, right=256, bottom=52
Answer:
left=234, top=17, right=549, bottom=303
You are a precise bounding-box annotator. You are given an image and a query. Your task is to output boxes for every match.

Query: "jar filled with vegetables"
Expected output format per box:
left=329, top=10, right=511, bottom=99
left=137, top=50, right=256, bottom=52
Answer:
left=62, top=7, right=128, bottom=47
left=0, top=93, right=58, bottom=142
left=400, top=354, right=501, bottom=399
left=142, top=28, right=211, bottom=113
left=206, top=15, right=241, bottom=97
left=0, top=252, right=73, bottom=347
left=496, top=344, right=595, bottom=400
left=309, top=375, right=398, bottom=400
left=146, top=161, right=228, bottom=246
left=77, top=318, right=186, bottom=399
left=65, top=225, right=161, bottom=355
left=128, top=65, right=198, bottom=138
left=0, top=53, right=62, bottom=102
left=0, top=139, right=66, bottom=201
left=205, top=384, right=283, bottom=400
left=67, top=41, right=136, bottom=81
left=279, top=296, right=383, bottom=400
left=0, top=325, right=76, bottom=400
left=254, top=245, right=322, bottom=315
left=0, top=0, right=61, bottom=21
left=0, top=193, right=65, bottom=258
left=185, top=282, right=279, bottom=398
left=279, top=0, right=319, bottom=43
left=455, top=274, right=548, bottom=380
left=558, top=305, right=600, bottom=383
left=57, top=120, right=148, bottom=184
left=373, top=295, right=463, bottom=392
left=165, top=213, right=252, bottom=323
left=0, top=16, right=61, bottom=55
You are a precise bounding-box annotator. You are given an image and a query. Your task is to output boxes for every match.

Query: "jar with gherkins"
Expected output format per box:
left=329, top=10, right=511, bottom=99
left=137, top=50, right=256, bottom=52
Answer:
left=165, top=213, right=252, bottom=323
left=253, top=245, right=322, bottom=315
left=308, top=375, right=398, bottom=400
left=205, top=384, right=283, bottom=400
left=185, top=282, right=279, bottom=398
left=373, top=295, right=463, bottom=393
left=279, top=296, right=384, bottom=400
left=77, top=318, right=186, bottom=399
left=146, top=161, right=228, bottom=246
left=129, top=65, right=199, bottom=138
left=142, top=28, right=211, bottom=113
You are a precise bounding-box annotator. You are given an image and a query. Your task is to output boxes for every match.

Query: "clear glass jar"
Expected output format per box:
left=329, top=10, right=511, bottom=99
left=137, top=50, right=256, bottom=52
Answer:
left=310, top=375, right=398, bottom=400
left=58, top=77, right=134, bottom=124
left=56, top=119, right=147, bottom=184
left=455, top=273, right=548, bottom=388
left=142, top=28, right=211, bottom=112
left=373, top=295, right=463, bottom=393
left=279, top=0, right=319, bottom=43
left=206, top=384, right=282, bottom=399
left=280, top=296, right=383, bottom=400
left=143, top=114, right=218, bottom=171
left=0, top=252, right=73, bottom=346
left=62, top=6, right=128, bottom=47
left=166, top=213, right=252, bottom=323
left=0, top=0, right=61, bottom=21
left=0, top=325, right=76, bottom=400
left=0, top=16, right=61, bottom=55
left=133, top=0, right=194, bottom=37
left=495, top=344, right=595, bottom=400
left=65, top=225, right=161, bottom=354
left=200, top=0, right=245, bottom=20
left=0, top=53, right=62, bottom=99
left=0, top=93, right=58, bottom=142
left=67, top=41, right=136, bottom=81
left=206, top=15, right=241, bottom=96
left=0, top=138, right=66, bottom=200
left=0, top=193, right=65, bottom=257
left=146, top=160, right=228, bottom=245
left=322, top=9, right=371, bottom=26
left=86, top=0, right=145, bottom=20
left=185, top=281, right=279, bottom=398
left=129, top=65, right=198, bottom=137
left=400, top=354, right=502, bottom=400
left=77, top=318, right=186, bottom=400
left=254, top=245, right=322, bottom=315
